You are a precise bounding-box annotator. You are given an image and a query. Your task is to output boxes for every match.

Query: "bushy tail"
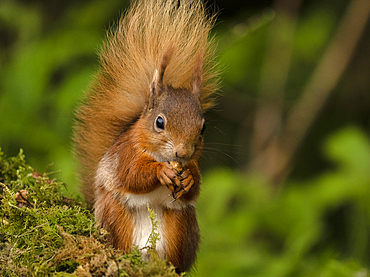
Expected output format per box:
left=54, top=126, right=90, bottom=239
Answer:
left=74, top=0, right=219, bottom=207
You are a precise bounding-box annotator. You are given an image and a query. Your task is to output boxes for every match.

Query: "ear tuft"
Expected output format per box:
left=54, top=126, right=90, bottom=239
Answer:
left=150, top=44, right=175, bottom=97
left=150, top=70, right=159, bottom=96
left=159, top=43, right=174, bottom=83
left=192, top=53, right=203, bottom=98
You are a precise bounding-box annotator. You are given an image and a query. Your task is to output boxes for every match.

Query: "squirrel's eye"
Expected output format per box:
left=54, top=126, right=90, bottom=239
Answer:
left=201, top=123, right=206, bottom=135
left=156, top=116, right=165, bottom=130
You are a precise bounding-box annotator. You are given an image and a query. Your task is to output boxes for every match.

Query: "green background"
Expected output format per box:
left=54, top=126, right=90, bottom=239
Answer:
left=1, top=0, right=370, bottom=275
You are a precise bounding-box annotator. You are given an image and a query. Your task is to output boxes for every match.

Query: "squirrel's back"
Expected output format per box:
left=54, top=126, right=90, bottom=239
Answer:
left=74, top=0, right=219, bottom=206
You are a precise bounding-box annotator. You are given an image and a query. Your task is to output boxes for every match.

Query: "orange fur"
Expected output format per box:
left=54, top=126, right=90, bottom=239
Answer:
left=163, top=207, right=200, bottom=273
left=94, top=185, right=134, bottom=251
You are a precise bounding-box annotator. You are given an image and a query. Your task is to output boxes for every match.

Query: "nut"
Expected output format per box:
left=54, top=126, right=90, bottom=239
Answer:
left=169, top=161, right=183, bottom=174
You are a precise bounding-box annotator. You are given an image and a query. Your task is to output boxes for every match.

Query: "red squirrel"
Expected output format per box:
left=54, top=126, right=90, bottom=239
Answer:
left=73, top=0, right=219, bottom=273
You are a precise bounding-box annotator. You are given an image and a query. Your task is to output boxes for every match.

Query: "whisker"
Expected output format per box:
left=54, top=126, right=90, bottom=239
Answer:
left=211, top=126, right=227, bottom=135
left=202, top=147, right=237, bottom=162
left=205, top=142, right=241, bottom=148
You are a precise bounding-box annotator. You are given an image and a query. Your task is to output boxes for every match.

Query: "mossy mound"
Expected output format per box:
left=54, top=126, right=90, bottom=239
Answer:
left=0, top=148, right=179, bottom=277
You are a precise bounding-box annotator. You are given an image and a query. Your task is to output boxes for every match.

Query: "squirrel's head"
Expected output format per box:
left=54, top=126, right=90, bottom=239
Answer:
left=138, top=47, right=205, bottom=165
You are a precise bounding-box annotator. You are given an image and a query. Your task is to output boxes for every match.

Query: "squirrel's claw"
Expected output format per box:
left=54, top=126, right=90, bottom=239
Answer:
left=170, top=192, right=178, bottom=203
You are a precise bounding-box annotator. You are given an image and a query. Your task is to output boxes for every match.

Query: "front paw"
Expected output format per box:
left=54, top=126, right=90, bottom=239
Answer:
left=157, top=162, right=181, bottom=193
left=167, top=161, right=195, bottom=201
left=175, top=169, right=195, bottom=199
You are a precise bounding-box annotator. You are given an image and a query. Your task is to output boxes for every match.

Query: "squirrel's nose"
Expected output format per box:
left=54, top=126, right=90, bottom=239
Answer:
left=174, top=144, right=194, bottom=159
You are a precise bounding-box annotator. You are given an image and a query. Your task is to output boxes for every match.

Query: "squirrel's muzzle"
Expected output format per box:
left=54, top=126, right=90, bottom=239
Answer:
left=174, top=143, right=194, bottom=160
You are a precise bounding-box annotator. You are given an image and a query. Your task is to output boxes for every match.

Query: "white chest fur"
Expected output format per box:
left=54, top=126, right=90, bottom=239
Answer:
left=96, top=152, right=194, bottom=257
left=122, top=186, right=194, bottom=259
left=130, top=203, right=165, bottom=259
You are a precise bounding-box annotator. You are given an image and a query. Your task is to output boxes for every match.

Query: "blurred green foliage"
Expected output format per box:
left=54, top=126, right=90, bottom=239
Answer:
left=1, top=0, right=370, bottom=276
left=197, top=127, right=370, bottom=276
left=0, top=0, right=129, bottom=193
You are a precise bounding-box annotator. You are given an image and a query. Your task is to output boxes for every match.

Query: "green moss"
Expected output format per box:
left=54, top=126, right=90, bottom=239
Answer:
left=0, top=148, right=180, bottom=276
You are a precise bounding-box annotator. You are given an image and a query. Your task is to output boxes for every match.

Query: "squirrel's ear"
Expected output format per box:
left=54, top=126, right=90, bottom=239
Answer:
left=148, top=69, right=163, bottom=110
left=150, top=69, right=161, bottom=97
left=148, top=71, right=159, bottom=110
left=150, top=44, right=175, bottom=98
left=191, top=54, right=203, bottom=98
